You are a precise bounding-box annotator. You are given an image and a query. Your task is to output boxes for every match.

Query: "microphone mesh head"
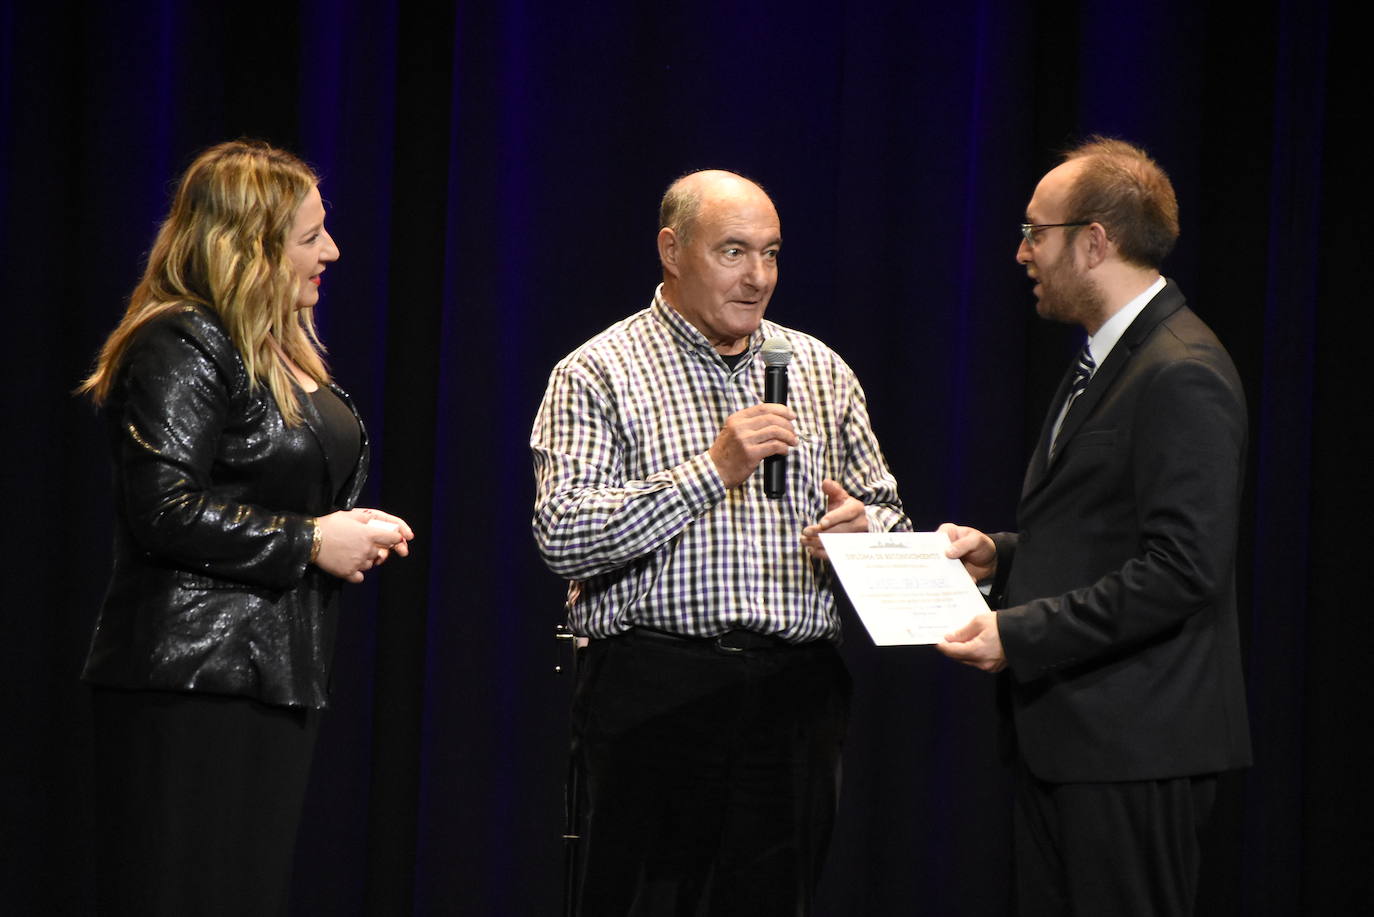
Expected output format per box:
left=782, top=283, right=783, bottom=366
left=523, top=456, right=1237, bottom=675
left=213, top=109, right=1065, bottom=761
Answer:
left=761, top=335, right=793, bottom=367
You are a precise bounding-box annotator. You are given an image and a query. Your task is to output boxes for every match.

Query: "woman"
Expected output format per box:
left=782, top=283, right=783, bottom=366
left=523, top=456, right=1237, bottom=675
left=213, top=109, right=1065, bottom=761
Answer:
left=77, top=140, right=412, bottom=915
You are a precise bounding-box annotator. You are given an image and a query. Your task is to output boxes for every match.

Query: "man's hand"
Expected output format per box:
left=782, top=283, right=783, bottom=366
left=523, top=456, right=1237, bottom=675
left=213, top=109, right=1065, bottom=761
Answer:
left=708, top=403, right=797, bottom=488
left=801, top=479, right=869, bottom=560
left=936, top=612, right=1007, bottom=673
left=937, top=522, right=997, bottom=583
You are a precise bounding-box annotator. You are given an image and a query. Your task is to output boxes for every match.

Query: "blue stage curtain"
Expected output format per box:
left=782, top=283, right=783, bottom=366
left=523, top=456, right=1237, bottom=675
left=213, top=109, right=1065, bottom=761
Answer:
left=2, top=0, right=1358, bottom=913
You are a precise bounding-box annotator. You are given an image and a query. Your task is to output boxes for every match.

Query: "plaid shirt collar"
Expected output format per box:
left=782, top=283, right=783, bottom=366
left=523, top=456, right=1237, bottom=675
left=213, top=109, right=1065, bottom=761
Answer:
left=651, top=283, right=765, bottom=365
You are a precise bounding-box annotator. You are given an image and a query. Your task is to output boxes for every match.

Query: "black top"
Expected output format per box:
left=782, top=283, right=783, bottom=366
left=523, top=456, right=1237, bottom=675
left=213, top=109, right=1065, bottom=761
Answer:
left=719, top=350, right=748, bottom=370
left=309, top=384, right=362, bottom=500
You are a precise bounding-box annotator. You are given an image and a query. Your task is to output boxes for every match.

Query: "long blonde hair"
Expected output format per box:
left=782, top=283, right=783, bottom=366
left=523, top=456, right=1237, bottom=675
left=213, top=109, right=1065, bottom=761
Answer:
left=79, top=140, right=330, bottom=425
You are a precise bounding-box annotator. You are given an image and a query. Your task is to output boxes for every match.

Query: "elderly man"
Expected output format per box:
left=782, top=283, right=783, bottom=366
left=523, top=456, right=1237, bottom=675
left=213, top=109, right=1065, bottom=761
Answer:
left=532, top=169, right=906, bottom=915
left=938, top=139, right=1252, bottom=917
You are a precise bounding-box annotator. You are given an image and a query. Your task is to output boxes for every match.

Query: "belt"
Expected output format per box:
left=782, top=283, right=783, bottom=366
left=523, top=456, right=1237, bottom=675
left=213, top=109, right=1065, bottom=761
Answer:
left=624, top=626, right=801, bottom=654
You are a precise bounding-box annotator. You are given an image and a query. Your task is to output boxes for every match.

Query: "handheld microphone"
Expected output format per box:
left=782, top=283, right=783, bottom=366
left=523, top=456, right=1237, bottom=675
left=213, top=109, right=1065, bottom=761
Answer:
left=761, top=336, right=793, bottom=500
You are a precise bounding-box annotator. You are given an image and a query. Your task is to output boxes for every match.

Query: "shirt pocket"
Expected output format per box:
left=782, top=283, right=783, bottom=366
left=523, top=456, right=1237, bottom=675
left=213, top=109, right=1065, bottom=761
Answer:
left=787, top=429, right=830, bottom=519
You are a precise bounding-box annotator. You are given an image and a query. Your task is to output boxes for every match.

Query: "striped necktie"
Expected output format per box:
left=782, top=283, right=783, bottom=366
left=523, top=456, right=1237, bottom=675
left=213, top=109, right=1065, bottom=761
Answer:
left=1050, top=342, right=1096, bottom=455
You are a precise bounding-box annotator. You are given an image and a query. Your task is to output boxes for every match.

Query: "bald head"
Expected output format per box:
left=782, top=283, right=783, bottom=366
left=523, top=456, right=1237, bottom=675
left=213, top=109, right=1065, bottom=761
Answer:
left=656, top=170, right=782, bottom=354
left=659, top=170, right=774, bottom=248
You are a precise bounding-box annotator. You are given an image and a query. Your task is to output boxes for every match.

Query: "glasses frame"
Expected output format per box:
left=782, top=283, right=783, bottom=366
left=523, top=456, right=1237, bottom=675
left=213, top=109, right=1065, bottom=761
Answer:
left=1020, top=221, right=1091, bottom=245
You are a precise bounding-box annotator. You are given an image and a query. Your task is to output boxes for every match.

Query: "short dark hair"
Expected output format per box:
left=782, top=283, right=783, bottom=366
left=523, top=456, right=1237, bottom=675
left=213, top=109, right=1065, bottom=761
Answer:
left=1061, top=137, right=1179, bottom=269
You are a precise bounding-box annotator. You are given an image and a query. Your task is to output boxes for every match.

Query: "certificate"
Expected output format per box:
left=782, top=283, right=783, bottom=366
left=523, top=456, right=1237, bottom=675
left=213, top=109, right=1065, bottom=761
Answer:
left=818, top=531, right=988, bottom=646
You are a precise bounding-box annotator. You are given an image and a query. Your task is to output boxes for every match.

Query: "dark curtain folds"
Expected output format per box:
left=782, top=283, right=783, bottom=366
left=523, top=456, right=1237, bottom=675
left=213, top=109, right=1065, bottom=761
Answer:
left=2, top=1, right=1362, bottom=913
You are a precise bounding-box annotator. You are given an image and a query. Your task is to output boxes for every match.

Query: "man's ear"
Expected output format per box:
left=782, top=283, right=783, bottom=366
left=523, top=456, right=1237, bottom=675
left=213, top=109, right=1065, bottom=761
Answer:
left=657, top=227, right=680, bottom=278
left=1082, top=221, right=1111, bottom=268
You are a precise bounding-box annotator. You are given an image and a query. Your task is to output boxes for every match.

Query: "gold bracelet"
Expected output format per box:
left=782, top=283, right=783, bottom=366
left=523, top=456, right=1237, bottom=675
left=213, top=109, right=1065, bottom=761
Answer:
left=309, top=519, right=323, bottom=564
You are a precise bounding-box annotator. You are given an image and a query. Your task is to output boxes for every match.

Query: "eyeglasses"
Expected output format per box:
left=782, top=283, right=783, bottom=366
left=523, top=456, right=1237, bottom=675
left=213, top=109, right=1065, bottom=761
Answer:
left=1020, top=222, right=1091, bottom=245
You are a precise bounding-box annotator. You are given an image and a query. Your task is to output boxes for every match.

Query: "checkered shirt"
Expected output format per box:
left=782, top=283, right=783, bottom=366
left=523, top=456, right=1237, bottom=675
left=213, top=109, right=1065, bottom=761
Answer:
left=530, top=287, right=908, bottom=643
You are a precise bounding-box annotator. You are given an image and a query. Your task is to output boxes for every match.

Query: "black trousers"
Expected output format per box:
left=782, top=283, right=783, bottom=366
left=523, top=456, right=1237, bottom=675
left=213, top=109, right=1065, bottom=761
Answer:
left=571, top=630, right=851, bottom=917
left=1013, top=761, right=1219, bottom=917
left=90, top=687, right=321, bottom=917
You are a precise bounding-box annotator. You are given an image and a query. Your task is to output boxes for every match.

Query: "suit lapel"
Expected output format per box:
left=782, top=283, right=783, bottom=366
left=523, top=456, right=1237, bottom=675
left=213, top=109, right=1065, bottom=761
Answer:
left=1021, top=280, right=1187, bottom=501
left=1022, top=362, right=1077, bottom=498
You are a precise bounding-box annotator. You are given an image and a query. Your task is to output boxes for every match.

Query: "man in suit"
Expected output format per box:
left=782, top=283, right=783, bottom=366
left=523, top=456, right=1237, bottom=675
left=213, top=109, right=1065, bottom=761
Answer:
left=937, top=138, right=1251, bottom=917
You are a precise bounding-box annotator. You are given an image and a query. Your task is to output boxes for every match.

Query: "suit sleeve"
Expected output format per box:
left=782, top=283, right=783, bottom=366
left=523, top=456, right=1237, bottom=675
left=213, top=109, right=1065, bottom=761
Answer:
left=114, top=316, right=315, bottom=589
left=989, top=531, right=1019, bottom=604
left=998, top=355, right=1246, bottom=678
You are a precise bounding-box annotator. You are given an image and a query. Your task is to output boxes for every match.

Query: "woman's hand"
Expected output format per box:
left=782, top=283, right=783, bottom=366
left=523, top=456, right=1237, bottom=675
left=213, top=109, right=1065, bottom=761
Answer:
left=351, top=507, right=416, bottom=568
left=313, top=508, right=415, bottom=582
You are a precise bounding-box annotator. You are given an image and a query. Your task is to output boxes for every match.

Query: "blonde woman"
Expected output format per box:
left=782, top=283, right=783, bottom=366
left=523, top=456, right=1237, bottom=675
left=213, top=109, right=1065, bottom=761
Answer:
left=78, top=140, right=412, bottom=916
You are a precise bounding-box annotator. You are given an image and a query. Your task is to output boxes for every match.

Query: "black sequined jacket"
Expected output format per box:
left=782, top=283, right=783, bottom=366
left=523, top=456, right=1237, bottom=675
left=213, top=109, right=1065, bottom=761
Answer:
left=82, top=303, right=369, bottom=709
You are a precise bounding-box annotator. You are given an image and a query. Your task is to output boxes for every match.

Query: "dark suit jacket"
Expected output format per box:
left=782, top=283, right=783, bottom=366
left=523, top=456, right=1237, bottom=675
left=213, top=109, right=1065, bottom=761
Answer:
left=990, top=280, right=1252, bottom=783
left=83, top=303, right=368, bottom=709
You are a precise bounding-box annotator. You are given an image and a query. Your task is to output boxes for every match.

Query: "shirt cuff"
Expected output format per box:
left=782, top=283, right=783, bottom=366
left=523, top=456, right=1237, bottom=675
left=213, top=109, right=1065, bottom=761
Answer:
left=673, top=452, right=728, bottom=517
left=864, top=504, right=905, bottom=533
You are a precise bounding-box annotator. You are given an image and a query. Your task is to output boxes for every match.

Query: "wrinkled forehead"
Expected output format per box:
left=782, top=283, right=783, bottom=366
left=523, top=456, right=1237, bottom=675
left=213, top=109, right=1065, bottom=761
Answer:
left=694, top=190, right=781, bottom=245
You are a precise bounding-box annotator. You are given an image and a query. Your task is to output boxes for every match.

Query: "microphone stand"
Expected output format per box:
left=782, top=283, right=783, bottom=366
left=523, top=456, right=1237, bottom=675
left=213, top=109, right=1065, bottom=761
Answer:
left=554, top=623, right=583, bottom=916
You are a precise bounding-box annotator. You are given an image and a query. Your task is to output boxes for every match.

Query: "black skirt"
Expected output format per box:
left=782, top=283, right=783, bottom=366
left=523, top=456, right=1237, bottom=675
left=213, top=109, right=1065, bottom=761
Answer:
left=90, top=687, right=321, bottom=917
